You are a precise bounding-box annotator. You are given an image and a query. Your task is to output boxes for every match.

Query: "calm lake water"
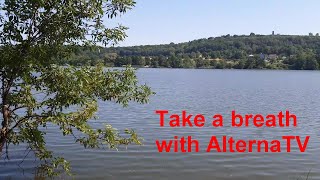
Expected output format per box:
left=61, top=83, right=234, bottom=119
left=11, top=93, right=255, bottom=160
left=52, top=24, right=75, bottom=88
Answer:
left=1, top=69, right=320, bottom=180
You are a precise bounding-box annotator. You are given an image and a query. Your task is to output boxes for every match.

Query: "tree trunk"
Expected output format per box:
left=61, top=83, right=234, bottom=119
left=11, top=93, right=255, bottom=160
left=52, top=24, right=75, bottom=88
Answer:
left=0, top=105, right=10, bottom=153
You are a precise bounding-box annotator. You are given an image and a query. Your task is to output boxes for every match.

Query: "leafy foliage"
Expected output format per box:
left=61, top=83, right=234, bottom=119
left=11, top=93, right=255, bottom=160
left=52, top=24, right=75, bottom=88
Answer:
left=65, top=34, right=320, bottom=70
left=0, top=0, right=153, bottom=177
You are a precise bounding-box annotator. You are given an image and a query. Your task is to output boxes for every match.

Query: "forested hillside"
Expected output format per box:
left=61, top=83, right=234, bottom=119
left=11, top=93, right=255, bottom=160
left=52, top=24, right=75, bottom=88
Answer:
left=62, top=34, right=320, bottom=70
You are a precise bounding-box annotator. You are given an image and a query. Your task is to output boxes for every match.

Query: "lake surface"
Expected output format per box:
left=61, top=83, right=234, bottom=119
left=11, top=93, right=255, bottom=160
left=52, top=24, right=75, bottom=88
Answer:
left=1, top=69, right=320, bottom=180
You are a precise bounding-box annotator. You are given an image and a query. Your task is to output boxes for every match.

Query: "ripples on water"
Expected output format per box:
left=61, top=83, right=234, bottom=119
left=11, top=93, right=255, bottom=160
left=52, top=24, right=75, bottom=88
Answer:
left=1, top=69, right=320, bottom=180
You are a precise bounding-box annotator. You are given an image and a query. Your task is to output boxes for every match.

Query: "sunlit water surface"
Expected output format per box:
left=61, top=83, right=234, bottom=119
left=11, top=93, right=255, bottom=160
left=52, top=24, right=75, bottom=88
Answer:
left=1, top=69, right=320, bottom=180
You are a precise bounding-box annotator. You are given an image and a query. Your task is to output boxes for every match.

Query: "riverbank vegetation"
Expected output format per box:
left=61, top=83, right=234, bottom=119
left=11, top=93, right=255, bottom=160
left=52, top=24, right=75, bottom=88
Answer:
left=0, top=0, right=153, bottom=177
left=62, top=34, right=320, bottom=70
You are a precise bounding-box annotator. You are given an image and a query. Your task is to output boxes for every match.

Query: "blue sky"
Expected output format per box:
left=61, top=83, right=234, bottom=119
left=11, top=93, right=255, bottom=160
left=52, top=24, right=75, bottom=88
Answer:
left=111, top=0, right=320, bottom=46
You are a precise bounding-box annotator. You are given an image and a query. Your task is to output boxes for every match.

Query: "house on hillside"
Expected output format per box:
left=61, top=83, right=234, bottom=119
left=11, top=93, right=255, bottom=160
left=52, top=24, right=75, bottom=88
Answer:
left=268, top=54, right=278, bottom=60
left=260, top=53, right=278, bottom=62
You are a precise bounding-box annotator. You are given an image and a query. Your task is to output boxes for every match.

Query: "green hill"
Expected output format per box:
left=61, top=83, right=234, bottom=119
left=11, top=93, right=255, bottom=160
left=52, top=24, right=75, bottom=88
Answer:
left=63, top=34, right=320, bottom=70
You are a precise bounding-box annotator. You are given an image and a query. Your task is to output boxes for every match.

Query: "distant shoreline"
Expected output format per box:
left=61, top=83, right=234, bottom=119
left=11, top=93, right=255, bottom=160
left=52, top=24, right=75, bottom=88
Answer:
left=63, top=34, right=320, bottom=70
left=108, top=65, right=319, bottom=71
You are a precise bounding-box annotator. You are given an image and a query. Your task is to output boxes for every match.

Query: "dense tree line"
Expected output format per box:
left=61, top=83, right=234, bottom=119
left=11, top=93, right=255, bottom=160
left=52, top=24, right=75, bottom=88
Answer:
left=61, top=34, right=320, bottom=70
